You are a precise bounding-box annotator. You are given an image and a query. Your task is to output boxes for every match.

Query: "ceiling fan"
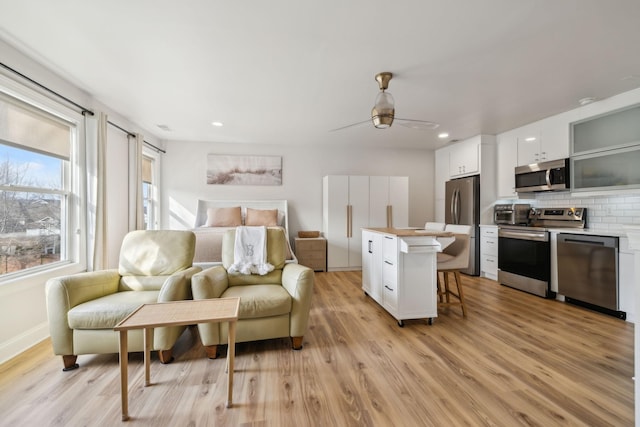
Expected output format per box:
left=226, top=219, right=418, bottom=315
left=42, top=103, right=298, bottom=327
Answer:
left=331, top=72, right=439, bottom=132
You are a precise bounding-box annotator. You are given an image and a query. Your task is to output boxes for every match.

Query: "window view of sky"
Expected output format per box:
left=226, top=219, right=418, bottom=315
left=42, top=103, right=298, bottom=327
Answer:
left=0, top=142, right=62, bottom=188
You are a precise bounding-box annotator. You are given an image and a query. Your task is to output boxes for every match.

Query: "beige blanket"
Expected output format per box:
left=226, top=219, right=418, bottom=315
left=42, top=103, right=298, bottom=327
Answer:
left=193, top=226, right=293, bottom=264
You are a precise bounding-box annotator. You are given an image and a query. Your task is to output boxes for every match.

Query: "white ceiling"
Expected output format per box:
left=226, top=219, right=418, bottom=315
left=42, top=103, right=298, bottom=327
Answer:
left=1, top=0, right=640, bottom=150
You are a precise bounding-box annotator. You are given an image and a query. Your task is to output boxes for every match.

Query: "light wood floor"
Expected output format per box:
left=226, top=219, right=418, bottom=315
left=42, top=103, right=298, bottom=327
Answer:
left=0, top=272, right=634, bottom=426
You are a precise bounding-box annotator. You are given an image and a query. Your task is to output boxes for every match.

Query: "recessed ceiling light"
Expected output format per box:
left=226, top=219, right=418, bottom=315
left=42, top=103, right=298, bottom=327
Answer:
left=578, top=97, right=596, bottom=106
left=438, top=132, right=449, bottom=139
left=211, top=121, right=224, bottom=127
left=525, top=137, right=537, bottom=142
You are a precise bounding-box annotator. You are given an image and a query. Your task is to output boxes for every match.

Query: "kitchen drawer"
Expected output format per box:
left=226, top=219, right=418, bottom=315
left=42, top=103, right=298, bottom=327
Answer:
left=481, top=254, right=498, bottom=280
left=382, top=235, right=397, bottom=264
left=382, top=279, right=398, bottom=311
left=481, top=226, right=498, bottom=238
left=481, top=236, right=498, bottom=257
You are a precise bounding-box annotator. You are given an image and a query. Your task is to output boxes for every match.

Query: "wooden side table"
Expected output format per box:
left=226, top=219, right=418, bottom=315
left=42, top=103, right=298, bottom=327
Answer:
left=295, top=237, right=327, bottom=272
left=114, top=298, right=240, bottom=421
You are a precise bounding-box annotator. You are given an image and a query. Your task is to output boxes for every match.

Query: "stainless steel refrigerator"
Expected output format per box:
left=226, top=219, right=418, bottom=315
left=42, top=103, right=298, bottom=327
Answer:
left=445, top=175, right=480, bottom=276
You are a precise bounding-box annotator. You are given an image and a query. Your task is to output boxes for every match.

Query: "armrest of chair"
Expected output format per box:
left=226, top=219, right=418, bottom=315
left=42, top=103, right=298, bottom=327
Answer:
left=157, top=266, right=202, bottom=302
left=281, top=263, right=315, bottom=337
left=45, top=270, right=121, bottom=356
left=191, top=266, right=229, bottom=300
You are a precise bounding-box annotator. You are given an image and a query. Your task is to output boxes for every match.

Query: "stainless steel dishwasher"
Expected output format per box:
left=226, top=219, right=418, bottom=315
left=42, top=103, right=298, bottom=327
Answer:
left=557, top=233, right=624, bottom=319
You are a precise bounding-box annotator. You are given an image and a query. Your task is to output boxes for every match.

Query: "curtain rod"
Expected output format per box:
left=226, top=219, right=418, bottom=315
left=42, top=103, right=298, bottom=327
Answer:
left=107, top=121, right=167, bottom=154
left=0, top=61, right=94, bottom=116
left=1, top=61, right=166, bottom=154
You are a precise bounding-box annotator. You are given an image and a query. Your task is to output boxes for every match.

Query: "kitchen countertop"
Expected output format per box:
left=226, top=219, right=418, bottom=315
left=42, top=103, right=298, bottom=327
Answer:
left=490, top=223, right=629, bottom=238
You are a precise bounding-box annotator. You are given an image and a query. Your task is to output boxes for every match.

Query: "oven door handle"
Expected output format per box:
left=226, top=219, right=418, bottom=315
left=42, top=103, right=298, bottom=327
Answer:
left=499, top=229, right=548, bottom=241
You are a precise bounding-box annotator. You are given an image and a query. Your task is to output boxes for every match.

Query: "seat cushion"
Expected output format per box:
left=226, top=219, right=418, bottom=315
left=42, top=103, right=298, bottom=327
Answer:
left=221, top=285, right=292, bottom=319
left=68, top=290, right=159, bottom=329
left=437, top=253, right=455, bottom=263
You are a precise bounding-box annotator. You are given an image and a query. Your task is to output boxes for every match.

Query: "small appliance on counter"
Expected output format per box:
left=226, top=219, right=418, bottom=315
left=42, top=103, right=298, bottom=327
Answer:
left=493, top=203, right=531, bottom=225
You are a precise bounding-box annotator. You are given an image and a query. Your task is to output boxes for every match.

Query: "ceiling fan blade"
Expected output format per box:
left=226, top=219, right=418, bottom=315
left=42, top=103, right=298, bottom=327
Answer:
left=329, top=119, right=372, bottom=132
left=395, top=118, right=439, bottom=130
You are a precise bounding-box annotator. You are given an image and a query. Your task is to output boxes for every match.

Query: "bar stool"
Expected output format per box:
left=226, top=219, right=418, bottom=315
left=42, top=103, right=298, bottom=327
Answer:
left=424, top=222, right=446, bottom=231
left=437, top=224, right=472, bottom=317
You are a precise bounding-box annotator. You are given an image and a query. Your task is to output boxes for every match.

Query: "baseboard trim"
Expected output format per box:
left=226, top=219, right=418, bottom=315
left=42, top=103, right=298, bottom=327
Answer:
left=0, top=322, right=49, bottom=365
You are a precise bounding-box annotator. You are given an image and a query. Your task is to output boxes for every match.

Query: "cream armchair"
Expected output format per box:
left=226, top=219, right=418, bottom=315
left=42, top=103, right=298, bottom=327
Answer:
left=191, top=228, right=314, bottom=358
left=45, top=230, right=201, bottom=370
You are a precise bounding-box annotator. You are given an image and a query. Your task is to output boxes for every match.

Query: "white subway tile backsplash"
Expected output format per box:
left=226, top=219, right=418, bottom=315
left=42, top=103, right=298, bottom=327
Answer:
left=527, top=190, right=640, bottom=230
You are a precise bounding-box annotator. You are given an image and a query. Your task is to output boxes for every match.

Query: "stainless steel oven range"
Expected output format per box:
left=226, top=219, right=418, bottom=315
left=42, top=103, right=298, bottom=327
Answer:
left=498, top=207, right=586, bottom=298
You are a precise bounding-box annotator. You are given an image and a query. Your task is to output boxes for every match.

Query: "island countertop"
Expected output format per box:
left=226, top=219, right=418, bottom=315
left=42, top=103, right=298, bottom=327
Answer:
left=362, top=227, right=453, bottom=238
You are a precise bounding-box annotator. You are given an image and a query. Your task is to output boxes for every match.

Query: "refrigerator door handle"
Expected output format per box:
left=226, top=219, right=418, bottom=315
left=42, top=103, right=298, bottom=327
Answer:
left=449, top=188, right=457, bottom=224
left=453, top=188, right=461, bottom=224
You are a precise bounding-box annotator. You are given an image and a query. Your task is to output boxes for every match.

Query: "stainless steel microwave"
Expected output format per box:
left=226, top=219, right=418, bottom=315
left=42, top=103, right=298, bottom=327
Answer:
left=515, top=158, right=570, bottom=193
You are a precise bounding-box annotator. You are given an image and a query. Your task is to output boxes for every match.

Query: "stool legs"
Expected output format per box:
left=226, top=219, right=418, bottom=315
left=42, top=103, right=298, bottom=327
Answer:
left=436, top=270, right=466, bottom=317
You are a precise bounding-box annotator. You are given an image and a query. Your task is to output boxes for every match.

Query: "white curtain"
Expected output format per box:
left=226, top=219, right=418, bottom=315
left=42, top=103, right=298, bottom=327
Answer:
left=128, top=133, right=145, bottom=231
left=85, top=112, right=108, bottom=271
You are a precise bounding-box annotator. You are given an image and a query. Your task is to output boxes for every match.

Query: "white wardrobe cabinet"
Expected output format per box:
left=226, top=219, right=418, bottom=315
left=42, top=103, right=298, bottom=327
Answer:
left=369, top=176, right=409, bottom=228
left=323, top=175, right=369, bottom=271
left=323, top=175, right=409, bottom=271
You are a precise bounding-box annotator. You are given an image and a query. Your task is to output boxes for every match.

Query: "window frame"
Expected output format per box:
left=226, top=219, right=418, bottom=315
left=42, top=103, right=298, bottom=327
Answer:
left=141, top=147, right=161, bottom=230
left=0, top=74, right=86, bottom=283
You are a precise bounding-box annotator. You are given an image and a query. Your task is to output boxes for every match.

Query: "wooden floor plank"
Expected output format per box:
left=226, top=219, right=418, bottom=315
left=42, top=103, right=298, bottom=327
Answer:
left=0, top=272, right=633, bottom=426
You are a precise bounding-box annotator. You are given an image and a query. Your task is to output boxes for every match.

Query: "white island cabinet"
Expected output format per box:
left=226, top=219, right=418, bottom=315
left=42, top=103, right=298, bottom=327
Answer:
left=362, top=228, right=445, bottom=326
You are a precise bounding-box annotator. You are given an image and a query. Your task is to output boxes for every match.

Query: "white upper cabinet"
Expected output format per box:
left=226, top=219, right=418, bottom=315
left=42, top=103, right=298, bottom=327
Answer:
left=434, top=135, right=496, bottom=225
left=449, top=137, right=480, bottom=177
left=497, top=132, right=518, bottom=199
left=516, top=119, right=569, bottom=166
left=541, top=116, right=570, bottom=160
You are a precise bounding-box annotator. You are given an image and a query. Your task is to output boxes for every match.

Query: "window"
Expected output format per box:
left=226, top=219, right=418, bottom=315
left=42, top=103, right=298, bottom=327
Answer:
left=0, top=90, right=76, bottom=277
left=142, top=154, right=156, bottom=230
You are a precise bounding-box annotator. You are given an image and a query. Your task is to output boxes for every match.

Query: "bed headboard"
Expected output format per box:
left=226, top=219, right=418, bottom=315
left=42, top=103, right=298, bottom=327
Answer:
left=194, top=199, right=290, bottom=235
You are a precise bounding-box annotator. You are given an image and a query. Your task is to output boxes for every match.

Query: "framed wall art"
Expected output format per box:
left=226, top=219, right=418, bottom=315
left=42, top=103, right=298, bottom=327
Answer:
left=206, top=154, right=282, bottom=185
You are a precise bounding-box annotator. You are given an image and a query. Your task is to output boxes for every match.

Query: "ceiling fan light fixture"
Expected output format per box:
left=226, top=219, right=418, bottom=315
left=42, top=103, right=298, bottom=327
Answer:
left=372, top=90, right=395, bottom=128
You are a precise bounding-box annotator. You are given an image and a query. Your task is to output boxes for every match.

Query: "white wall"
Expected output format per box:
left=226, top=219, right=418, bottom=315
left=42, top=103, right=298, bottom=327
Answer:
left=0, top=39, right=162, bottom=364
left=161, top=141, right=436, bottom=235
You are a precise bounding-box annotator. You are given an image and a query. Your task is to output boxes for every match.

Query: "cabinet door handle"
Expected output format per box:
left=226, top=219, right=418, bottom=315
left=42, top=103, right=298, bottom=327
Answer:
left=384, top=260, right=393, bottom=265
left=387, top=205, right=392, bottom=228
left=368, top=240, right=373, bottom=253
left=384, top=285, right=394, bottom=291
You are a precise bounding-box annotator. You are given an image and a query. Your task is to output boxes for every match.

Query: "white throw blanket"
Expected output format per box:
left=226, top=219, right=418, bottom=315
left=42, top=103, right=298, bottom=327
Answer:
left=228, top=226, right=274, bottom=275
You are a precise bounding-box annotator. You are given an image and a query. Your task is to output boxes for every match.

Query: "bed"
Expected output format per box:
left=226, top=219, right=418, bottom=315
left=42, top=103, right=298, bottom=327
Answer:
left=191, top=199, right=296, bottom=268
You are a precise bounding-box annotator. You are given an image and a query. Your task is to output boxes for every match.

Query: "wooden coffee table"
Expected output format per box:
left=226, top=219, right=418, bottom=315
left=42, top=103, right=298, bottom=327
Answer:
left=114, top=298, right=240, bottom=421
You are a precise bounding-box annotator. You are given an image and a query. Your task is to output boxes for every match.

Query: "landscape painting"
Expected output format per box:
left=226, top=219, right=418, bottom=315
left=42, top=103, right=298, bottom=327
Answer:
left=206, top=154, right=282, bottom=185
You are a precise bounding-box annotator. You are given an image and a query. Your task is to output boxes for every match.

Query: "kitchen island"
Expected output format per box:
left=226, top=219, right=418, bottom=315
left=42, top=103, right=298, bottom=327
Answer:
left=361, top=228, right=452, bottom=326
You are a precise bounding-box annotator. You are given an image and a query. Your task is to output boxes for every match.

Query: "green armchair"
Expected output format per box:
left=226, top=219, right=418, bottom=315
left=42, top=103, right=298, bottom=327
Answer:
left=45, top=230, right=201, bottom=370
left=191, top=228, right=314, bottom=358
